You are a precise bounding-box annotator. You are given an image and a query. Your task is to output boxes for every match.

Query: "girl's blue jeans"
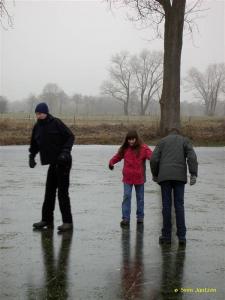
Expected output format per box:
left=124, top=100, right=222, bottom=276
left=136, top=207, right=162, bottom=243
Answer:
left=122, top=183, right=144, bottom=221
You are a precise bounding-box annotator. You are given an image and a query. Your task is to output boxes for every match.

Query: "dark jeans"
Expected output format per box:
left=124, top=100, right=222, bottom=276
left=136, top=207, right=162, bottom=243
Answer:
left=42, top=160, right=73, bottom=224
left=160, top=181, right=186, bottom=239
left=122, top=184, right=144, bottom=220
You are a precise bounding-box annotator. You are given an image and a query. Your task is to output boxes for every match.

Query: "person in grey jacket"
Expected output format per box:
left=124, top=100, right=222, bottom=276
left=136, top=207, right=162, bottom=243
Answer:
left=150, top=128, right=198, bottom=245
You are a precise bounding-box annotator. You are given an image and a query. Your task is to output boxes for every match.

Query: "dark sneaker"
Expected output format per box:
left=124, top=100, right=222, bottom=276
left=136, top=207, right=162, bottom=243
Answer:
left=137, top=218, right=144, bottom=224
left=120, top=219, right=130, bottom=227
left=57, top=223, right=73, bottom=232
left=33, top=221, right=53, bottom=229
left=159, top=236, right=171, bottom=245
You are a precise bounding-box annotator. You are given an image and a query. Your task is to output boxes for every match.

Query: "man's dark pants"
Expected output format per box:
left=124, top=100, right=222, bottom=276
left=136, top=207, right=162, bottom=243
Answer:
left=160, top=180, right=186, bottom=239
left=42, top=160, right=73, bottom=224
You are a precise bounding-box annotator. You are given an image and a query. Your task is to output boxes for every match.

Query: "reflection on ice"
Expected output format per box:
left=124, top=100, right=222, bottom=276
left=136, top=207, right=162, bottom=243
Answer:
left=0, top=146, right=224, bottom=299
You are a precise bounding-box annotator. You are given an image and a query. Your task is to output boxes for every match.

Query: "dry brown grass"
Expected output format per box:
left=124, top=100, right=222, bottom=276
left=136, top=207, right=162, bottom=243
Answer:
left=0, top=115, right=224, bottom=146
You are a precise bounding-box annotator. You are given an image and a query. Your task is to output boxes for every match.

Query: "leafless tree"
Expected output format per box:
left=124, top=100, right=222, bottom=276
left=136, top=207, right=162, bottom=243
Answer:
left=58, top=90, right=69, bottom=115
left=71, top=93, right=82, bottom=116
left=106, top=0, right=203, bottom=134
left=39, top=83, right=63, bottom=114
left=185, top=63, right=225, bottom=116
left=101, top=51, right=132, bottom=115
left=0, top=95, right=8, bottom=113
left=221, top=75, right=225, bottom=97
left=221, top=79, right=225, bottom=116
left=26, top=94, right=38, bottom=114
left=0, top=0, right=13, bottom=29
left=131, top=50, right=163, bottom=115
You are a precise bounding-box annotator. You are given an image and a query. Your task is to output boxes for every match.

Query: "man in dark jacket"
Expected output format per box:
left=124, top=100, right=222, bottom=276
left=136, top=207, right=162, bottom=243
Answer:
left=29, top=102, right=75, bottom=232
left=150, top=128, right=198, bottom=245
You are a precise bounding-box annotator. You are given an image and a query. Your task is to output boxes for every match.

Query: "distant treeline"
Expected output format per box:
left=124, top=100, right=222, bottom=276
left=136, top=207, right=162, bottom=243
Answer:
left=0, top=57, right=224, bottom=117
left=0, top=89, right=225, bottom=117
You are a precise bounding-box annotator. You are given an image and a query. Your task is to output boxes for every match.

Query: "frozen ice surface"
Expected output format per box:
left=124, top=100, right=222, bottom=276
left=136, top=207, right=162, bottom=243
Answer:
left=0, top=145, right=224, bottom=299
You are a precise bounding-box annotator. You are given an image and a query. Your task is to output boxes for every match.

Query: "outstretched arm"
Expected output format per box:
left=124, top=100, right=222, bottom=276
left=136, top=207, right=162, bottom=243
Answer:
left=145, top=145, right=153, bottom=160
left=109, top=152, right=123, bottom=167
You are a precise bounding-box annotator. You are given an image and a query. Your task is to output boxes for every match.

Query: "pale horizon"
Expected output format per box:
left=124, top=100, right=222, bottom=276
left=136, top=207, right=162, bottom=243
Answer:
left=0, top=0, right=224, bottom=102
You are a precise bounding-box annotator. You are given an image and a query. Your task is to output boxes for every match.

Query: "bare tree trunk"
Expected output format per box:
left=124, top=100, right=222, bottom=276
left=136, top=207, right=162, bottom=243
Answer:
left=123, top=90, right=130, bottom=115
left=160, top=0, right=186, bottom=135
left=140, top=91, right=145, bottom=115
left=124, top=101, right=129, bottom=115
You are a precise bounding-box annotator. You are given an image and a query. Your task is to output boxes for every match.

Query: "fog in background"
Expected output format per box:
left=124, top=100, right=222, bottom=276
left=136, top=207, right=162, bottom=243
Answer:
left=0, top=0, right=224, bottom=115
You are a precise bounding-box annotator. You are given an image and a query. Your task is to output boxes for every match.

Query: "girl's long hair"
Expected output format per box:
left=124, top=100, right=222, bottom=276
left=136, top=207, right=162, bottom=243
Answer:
left=118, top=130, right=143, bottom=157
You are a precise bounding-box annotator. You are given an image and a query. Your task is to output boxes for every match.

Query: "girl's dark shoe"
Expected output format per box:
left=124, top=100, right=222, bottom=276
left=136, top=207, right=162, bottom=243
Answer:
left=33, top=221, right=54, bottom=229
left=137, top=218, right=144, bottom=224
left=120, top=219, right=130, bottom=227
left=159, top=236, right=171, bottom=244
left=57, top=223, right=73, bottom=232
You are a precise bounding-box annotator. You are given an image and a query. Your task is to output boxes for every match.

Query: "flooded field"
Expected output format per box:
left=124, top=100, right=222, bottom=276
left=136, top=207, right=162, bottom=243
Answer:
left=0, top=145, right=224, bottom=300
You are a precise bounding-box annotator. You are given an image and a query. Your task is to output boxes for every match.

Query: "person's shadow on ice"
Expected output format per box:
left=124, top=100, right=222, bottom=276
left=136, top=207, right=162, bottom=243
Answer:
left=120, top=225, right=144, bottom=299
left=159, top=243, right=186, bottom=300
left=27, top=230, right=73, bottom=300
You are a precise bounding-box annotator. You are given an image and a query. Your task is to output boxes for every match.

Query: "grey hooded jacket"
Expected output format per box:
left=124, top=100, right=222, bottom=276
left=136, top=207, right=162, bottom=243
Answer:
left=150, top=132, right=198, bottom=184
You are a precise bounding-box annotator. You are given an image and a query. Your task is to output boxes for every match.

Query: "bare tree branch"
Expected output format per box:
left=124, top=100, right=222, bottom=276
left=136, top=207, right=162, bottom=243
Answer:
left=106, top=0, right=205, bottom=37
left=101, top=51, right=133, bottom=115
left=131, top=50, right=163, bottom=115
left=0, top=0, right=14, bottom=29
left=105, top=0, right=206, bottom=133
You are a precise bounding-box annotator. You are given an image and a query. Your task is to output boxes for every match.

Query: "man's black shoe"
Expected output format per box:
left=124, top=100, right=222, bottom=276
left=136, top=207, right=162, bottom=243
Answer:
left=57, top=223, right=73, bottom=232
left=33, top=221, right=54, bottom=229
left=179, top=238, right=186, bottom=246
left=159, top=236, right=171, bottom=244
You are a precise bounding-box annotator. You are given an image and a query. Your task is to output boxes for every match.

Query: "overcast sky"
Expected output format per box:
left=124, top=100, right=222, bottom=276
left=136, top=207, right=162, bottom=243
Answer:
left=0, top=0, right=224, bottom=101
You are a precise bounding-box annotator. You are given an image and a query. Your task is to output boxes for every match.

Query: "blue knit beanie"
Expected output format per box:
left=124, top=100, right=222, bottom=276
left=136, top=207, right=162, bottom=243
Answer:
left=35, top=102, right=49, bottom=114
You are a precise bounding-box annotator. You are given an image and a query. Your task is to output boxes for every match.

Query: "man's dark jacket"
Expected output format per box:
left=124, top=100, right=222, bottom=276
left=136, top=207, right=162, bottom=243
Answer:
left=150, top=132, right=198, bottom=184
left=29, top=114, right=75, bottom=165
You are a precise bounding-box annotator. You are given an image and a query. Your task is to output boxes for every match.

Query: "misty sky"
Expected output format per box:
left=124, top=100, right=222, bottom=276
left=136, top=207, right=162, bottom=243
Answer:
left=0, top=0, right=224, bottom=102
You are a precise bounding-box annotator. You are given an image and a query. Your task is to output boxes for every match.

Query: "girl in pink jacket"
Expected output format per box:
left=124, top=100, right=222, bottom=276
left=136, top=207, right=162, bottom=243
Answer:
left=109, top=130, right=152, bottom=226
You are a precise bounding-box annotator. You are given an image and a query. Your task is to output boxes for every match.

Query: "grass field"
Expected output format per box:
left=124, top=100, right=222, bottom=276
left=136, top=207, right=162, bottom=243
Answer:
left=0, top=113, right=224, bottom=146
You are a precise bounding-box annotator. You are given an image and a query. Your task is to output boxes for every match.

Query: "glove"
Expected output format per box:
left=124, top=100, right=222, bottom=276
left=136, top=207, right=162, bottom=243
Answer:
left=57, top=152, right=71, bottom=166
left=29, top=154, right=36, bottom=168
left=190, top=175, right=197, bottom=186
left=152, top=176, right=158, bottom=182
left=109, top=164, right=114, bottom=170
